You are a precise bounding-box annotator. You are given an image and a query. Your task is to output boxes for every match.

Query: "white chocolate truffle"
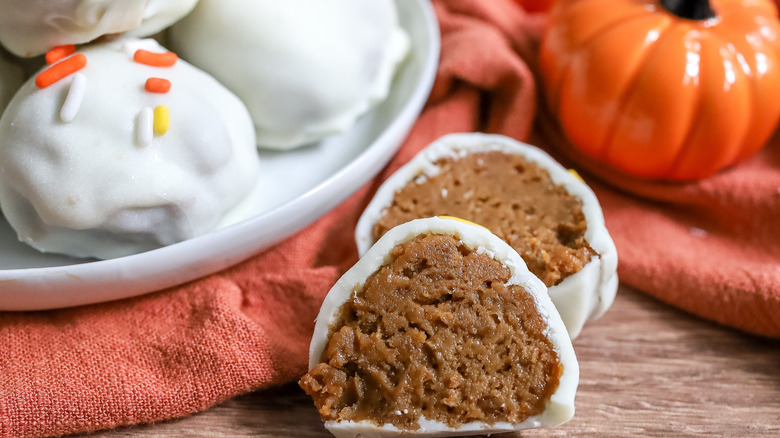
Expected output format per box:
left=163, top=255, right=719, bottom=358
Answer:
left=0, top=54, right=24, bottom=115
left=355, top=133, right=619, bottom=339
left=0, top=38, right=260, bottom=259
left=0, top=0, right=198, bottom=57
left=306, top=217, right=579, bottom=437
left=170, top=0, right=409, bottom=149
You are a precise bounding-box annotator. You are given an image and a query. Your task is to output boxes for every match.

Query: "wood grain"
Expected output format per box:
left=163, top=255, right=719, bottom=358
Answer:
left=82, top=286, right=780, bottom=437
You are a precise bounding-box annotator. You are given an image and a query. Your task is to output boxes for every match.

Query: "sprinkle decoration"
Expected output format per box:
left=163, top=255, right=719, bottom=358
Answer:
left=60, top=73, right=86, bottom=123
left=145, top=78, right=171, bottom=94
left=137, top=107, right=154, bottom=147
left=154, top=105, right=170, bottom=135
left=134, top=50, right=178, bottom=67
left=35, top=53, right=87, bottom=89
left=45, top=45, right=76, bottom=65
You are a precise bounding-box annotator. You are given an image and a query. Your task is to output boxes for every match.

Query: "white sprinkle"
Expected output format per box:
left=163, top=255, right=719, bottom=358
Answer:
left=441, top=188, right=448, bottom=198
left=689, top=227, right=708, bottom=237
left=60, top=73, right=86, bottom=123
left=395, top=410, right=402, bottom=416
left=403, top=409, right=408, bottom=414
left=137, top=107, right=154, bottom=147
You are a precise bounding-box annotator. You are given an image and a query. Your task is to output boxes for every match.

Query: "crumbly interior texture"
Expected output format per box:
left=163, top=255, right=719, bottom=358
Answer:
left=372, top=151, right=596, bottom=287
left=300, top=234, right=562, bottom=430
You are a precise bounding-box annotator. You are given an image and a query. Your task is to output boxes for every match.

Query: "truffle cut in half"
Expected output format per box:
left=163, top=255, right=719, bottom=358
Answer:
left=301, top=217, right=578, bottom=437
left=355, top=133, right=618, bottom=339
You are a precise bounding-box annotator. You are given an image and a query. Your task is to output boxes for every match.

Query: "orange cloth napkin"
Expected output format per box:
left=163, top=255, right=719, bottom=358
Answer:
left=1, top=1, right=778, bottom=436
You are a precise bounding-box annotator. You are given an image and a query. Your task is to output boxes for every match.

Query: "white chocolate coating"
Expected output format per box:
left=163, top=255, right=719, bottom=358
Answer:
left=170, top=0, right=410, bottom=149
left=0, top=38, right=261, bottom=259
left=310, top=217, right=579, bottom=437
left=0, top=0, right=198, bottom=57
left=355, top=133, right=619, bottom=339
left=0, top=54, right=24, bottom=116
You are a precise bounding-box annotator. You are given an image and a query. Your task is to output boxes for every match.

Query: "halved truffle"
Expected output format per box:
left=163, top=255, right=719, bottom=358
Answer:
left=355, top=133, right=618, bottom=339
left=301, top=217, right=578, bottom=437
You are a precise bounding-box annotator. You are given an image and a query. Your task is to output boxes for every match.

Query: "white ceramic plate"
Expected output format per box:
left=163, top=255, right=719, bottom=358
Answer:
left=0, top=0, right=440, bottom=311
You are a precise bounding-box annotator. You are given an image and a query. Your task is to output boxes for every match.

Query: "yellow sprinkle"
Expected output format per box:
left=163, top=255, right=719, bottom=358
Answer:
left=438, top=216, right=489, bottom=231
left=568, top=169, right=584, bottom=182
left=153, top=105, right=169, bottom=135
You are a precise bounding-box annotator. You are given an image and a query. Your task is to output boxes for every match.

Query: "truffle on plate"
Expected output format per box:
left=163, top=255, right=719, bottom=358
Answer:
left=0, top=0, right=198, bottom=57
left=355, top=133, right=618, bottom=339
left=301, top=216, right=578, bottom=438
left=170, top=0, right=410, bottom=150
left=0, top=38, right=260, bottom=259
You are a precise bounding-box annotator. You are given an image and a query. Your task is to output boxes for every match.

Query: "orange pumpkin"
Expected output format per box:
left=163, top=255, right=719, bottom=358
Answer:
left=540, top=0, right=780, bottom=180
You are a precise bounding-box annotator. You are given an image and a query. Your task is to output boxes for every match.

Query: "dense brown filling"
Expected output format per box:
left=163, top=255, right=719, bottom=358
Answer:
left=300, top=234, right=562, bottom=430
left=372, top=151, right=596, bottom=287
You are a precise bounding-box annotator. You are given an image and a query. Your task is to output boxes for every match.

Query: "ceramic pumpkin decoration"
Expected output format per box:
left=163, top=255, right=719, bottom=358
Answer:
left=540, top=0, right=780, bottom=180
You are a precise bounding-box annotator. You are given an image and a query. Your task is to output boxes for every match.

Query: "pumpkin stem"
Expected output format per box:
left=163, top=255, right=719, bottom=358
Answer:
left=659, top=0, right=716, bottom=20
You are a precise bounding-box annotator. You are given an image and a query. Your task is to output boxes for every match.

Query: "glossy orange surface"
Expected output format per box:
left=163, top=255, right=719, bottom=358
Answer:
left=540, top=0, right=780, bottom=180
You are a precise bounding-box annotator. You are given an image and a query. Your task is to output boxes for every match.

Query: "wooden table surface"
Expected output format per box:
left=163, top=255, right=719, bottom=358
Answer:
left=83, top=285, right=780, bottom=437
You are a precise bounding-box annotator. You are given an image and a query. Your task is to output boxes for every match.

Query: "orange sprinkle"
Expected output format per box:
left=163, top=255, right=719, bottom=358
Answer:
left=35, top=54, right=87, bottom=89
left=45, top=45, right=76, bottom=64
left=145, top=77, right=171, bottom=93
left=134, top=49, right=178, bottom=67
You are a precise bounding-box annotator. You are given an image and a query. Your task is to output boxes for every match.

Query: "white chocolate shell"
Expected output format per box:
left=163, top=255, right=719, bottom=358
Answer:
left=310, top=216, right=579, bottom=437
left=170, top=0, right=410, bottom=150
left=355, top=133, right=618, bottom=339
left=0, top=0, right=198, bottom=57
left=0, top=38, right=260, bottom=259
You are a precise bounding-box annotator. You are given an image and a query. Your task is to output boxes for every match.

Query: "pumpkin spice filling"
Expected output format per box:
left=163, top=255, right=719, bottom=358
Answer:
left=372, top=151, right=595, bottom=287
left=299, top=233, right=563, bottom=430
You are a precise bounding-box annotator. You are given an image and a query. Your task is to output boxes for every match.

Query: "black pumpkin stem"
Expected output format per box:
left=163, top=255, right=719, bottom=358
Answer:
left=660, top=0, right=716, bottom=20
